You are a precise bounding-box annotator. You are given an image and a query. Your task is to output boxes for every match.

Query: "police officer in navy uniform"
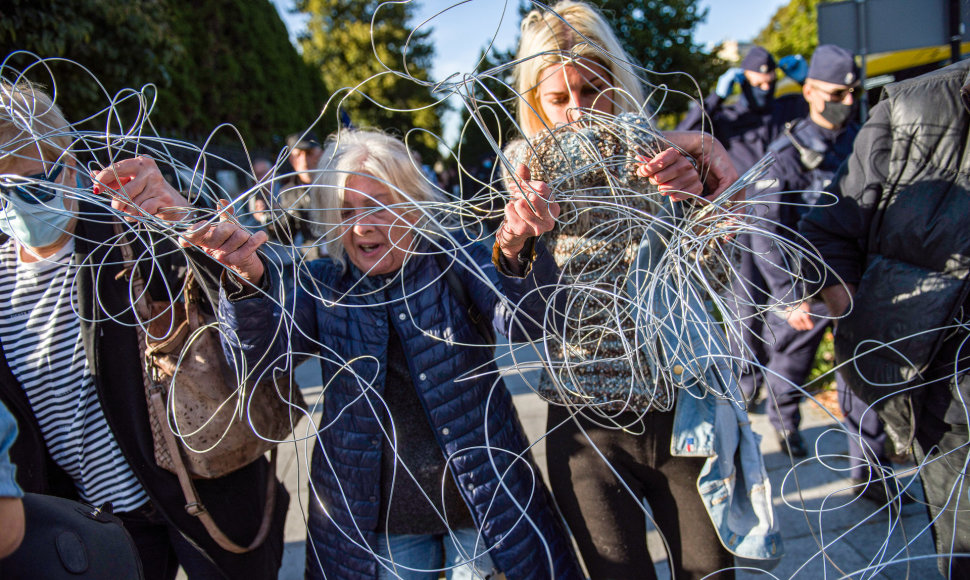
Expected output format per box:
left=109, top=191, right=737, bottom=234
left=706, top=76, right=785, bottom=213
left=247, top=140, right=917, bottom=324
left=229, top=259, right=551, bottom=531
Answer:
left=680, top=47, right=809, bottom=406
left=752, top=46, right=891, bottom=487
left=678, top=46, right=807, bottom=172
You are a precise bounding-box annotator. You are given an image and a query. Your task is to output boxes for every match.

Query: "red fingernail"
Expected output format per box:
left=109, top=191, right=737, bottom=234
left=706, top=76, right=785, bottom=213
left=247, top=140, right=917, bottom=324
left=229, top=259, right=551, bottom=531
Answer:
left=92, top=185, right=101, bottom=195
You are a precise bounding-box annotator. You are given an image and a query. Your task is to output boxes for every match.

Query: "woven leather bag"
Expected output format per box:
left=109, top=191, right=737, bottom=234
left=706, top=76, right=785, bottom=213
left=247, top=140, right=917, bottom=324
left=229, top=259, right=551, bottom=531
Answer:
left=121, top=233, right=304, bottom=553
left=141, top=273, right=305, bottom=478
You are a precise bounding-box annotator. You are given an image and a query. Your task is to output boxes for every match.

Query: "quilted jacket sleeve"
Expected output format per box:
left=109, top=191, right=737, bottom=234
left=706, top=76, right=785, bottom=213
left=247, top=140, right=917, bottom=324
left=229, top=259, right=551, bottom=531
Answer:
left=217, top=261, right=320, bottom=382
left=463, top=237, right=562, bottom=343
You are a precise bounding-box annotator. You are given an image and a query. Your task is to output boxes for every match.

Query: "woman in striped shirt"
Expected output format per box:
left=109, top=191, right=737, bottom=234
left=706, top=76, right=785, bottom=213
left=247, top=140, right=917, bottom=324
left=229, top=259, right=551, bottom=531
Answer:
left=0, top=80, right=287, bottom=580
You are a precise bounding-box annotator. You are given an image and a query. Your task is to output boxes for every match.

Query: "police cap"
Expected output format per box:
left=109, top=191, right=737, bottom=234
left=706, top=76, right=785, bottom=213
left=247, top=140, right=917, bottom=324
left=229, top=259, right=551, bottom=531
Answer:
left=741, top=46, right=776, bottom=74
left=807, top=44, right=860, bottom=86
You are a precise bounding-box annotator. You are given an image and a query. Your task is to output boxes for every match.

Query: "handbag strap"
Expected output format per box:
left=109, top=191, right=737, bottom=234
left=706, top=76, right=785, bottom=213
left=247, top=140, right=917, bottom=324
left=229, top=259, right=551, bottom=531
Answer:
left=149, top=386, right=278, bottom=554
left=114, top=223, right=197, bottom=329
left=115, top=222, right=279, bottom=553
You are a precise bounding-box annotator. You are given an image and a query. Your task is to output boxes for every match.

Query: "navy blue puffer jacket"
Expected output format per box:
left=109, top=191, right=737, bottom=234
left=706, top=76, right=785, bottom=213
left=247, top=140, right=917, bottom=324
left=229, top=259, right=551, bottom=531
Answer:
left=219, top=237, right=582, bottom=580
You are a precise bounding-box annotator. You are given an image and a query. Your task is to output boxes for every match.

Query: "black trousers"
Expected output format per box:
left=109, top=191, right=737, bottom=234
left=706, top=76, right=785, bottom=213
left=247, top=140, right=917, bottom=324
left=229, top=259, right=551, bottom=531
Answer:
left=914, top=422, right=970, bottom=579
left=116, top=502, right=223, bottom=580
left=546, top=405, right=734, bottom=580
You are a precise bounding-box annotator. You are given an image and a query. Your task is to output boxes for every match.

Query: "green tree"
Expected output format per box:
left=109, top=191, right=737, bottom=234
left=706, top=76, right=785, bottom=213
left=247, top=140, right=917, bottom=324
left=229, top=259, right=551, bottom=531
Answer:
left=295, top=0, right=443, bottom=160
left=454, top=46, right=517, bottom=170
left=753, top=0, right=839, bottom=59
left=0, top=0, right=327, bottom=148
left=597, top=0, right=721, bottom=124
left=158, top=0, right=328, bottom=147
left=0, top=0, right=180, bottom=124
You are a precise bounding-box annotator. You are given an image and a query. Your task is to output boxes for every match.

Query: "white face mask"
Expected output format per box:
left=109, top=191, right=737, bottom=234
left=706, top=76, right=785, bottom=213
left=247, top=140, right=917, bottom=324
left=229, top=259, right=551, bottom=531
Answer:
left=0, top=164, right=74, bottom=248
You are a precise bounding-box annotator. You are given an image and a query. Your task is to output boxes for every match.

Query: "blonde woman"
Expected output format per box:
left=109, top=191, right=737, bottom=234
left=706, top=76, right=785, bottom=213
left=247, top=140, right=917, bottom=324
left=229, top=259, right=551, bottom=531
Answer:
left=500, top=2, right=768, bottom=579
left=190, top=129, right=583, bottom=580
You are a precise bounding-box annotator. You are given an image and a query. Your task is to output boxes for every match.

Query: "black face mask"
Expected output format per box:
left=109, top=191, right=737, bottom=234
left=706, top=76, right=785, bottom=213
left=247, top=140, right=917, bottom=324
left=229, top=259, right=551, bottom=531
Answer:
left=819, top=100, right=856, bottom=128
left=741, top=81, right=775, bottom=112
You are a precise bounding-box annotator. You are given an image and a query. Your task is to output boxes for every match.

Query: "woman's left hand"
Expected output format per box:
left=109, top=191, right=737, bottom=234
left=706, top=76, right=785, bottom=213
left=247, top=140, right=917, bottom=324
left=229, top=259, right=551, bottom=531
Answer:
left=661, top=131, right=741, bottom=204
left=499, top=164, right=560, bottom=262
left=91, top=156, right=191, bottom=222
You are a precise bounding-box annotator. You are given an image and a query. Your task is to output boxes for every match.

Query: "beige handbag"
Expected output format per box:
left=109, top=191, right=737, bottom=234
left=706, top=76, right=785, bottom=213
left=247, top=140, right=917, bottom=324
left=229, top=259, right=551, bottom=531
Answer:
left=120, top=231, right=305, bottom=553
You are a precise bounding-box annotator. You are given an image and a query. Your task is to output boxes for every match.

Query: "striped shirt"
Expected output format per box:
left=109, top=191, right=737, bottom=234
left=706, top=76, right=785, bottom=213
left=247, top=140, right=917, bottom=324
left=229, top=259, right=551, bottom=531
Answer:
left=0, top=238, right=147, bottom=511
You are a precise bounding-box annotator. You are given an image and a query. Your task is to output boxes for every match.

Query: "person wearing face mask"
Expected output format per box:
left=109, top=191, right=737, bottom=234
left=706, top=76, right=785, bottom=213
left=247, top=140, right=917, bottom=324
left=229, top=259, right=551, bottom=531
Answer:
left=745, top=45, right=891, bottom=480
left=678, top=46, right=806, bottom=173
left=0, top=81, right=288, bottom=580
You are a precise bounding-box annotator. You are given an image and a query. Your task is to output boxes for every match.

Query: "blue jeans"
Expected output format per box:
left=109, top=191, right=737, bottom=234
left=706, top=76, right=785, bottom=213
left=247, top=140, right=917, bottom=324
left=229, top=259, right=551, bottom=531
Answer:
left=375, top=528, right=500, bottom=580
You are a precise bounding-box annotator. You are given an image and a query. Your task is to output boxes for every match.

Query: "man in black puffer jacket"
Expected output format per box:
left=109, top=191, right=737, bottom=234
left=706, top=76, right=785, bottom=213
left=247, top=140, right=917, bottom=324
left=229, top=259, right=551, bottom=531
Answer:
left=800, top=59, right=970, bottom=579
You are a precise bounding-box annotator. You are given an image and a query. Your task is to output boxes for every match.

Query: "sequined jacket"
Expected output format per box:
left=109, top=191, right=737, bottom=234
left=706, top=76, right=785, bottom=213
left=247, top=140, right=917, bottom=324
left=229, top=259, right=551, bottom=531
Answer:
left=506, top=134, right=736, bottom=413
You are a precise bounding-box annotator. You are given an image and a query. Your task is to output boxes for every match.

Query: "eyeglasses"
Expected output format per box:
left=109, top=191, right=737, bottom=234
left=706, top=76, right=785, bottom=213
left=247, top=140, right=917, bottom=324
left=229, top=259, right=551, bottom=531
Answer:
left=813, top=84, right=857, bottom=102
left=0, top=163, right=64, bottom=205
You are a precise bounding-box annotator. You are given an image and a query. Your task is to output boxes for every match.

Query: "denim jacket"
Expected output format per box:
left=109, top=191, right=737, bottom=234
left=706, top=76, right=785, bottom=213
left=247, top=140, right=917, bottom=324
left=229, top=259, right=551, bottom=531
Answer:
left=0, top=400, right=23, bottom=499
left=630, top=202, right=783, bottom=566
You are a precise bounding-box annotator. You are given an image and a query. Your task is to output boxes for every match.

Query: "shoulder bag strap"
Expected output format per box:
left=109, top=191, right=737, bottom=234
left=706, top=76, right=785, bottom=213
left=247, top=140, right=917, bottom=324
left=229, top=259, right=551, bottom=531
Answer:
left=148, top=388, right=278, bottom=553
left=115, top=222, right=278, bottom=554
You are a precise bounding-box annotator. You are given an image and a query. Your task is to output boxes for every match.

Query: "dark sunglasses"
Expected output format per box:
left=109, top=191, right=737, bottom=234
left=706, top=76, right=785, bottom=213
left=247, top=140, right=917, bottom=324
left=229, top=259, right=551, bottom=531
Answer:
left=0, top=163, right=64, bottom=205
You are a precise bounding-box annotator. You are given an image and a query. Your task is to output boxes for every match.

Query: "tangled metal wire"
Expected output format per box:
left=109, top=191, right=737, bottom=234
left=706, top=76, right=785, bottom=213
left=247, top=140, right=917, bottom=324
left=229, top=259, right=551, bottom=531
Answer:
left=0, top=4, right=956, bottom=573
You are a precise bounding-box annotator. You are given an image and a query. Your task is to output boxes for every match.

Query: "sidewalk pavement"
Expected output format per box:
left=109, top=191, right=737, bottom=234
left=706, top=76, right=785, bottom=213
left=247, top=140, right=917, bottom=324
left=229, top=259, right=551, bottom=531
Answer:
left=183, top=344, right=939, bottom=579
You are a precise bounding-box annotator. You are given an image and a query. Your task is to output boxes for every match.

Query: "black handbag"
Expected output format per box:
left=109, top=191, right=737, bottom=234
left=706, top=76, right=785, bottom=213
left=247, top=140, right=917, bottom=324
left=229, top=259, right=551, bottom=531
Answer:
left=0, top=493, right=144, bottom=579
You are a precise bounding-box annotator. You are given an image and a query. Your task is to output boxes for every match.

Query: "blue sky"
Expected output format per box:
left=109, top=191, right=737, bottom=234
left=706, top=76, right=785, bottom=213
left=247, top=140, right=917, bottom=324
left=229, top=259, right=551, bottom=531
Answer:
left=272, top=0, right=790, bottom=76
left=271, top=0, right=790, bottom=141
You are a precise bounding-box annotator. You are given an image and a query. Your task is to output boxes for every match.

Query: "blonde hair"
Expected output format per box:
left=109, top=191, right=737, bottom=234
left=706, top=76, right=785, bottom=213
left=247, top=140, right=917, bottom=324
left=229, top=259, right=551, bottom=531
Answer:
left=309, top=129, right=446, bottom=267
left=0, top=81, right=72, bottom=173
left=515, top=0, right=647, bottom=138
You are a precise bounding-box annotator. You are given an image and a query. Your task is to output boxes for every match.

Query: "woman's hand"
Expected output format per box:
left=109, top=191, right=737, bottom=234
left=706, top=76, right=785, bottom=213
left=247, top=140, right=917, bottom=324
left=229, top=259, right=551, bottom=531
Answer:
left=785, top=301, right=815, bottom=331
left=91, top=156, right=191, bottom=221
left=498, top=164, right=560, bottom=266
left=662, top=131, right=741, bottom=203
left=180, top=200, right=268, bottom=286
left=635, top=148, right=704, bottom=201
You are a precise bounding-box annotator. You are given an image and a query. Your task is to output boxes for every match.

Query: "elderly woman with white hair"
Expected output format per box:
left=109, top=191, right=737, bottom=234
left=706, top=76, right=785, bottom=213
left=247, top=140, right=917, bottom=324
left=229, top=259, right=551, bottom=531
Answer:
left=186, top=129, right=583, bottom=580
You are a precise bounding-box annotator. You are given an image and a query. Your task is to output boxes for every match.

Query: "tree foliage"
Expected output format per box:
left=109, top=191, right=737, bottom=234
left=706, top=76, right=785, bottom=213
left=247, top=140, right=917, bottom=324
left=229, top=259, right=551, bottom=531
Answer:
left=295, top=0, right=443, bottom=160
left=158, top=0, right=328, bottom=149
left=753, top=0, right=838, bottom=59
left=0, top=0, right=326, bottom=149
left=0, top=0, right=179, bottom=122
left=596, top=0, right=721, bottom=123
left=455, top=46, right=518, bottom=169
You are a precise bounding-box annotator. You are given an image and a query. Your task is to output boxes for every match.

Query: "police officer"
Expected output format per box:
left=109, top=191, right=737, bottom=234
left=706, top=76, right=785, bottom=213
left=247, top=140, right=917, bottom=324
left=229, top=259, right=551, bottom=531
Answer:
left=753, top=45, right=885, bottom=479
left=680, top=47, right=808, bottom=405
left=678, top=46, right=806, bottom=172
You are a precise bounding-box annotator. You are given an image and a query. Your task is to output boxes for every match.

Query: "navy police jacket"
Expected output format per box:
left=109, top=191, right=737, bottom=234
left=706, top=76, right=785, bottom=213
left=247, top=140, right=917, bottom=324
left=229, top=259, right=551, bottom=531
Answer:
left=678, top=92, right=807, bottom=173
left=219, top=236, right=582, bottom=580
left=751, top=117, right=859, bottom=305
